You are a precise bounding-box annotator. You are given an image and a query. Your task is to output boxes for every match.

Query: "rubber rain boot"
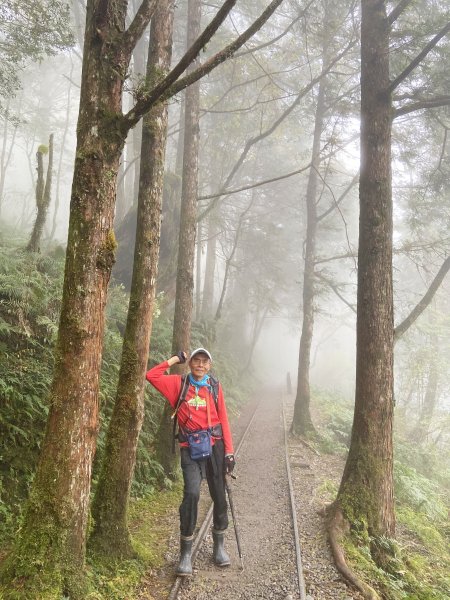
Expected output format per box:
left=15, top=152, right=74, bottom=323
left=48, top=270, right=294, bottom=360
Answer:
left=176, top=535, right=193, bottom=576
left=212, top=529, right=230, bottom=567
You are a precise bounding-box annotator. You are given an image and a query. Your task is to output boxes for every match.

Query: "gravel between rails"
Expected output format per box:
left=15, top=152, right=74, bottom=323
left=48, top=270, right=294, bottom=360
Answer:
left=139, top=389, right=364, bottom=600
left=178, top=388, right=300, bottom=600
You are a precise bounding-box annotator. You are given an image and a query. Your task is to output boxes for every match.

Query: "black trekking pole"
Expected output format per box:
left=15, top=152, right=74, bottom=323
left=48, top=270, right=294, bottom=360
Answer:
left=225, top=474, right=244, bottom=570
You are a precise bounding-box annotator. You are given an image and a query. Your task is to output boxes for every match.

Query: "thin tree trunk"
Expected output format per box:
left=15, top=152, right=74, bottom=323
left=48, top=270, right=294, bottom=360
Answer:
left=215, top=200, right=252, bottom=321
left=51, top=62, right=74, bottom=240
left=334, top=0, right=395, bottom=544
left=201, top=210, right=217, bottom=317
left=411, top=342, right=439, bottom=443
left=195, top=220, right=202, bottom=321
left=240, top=305, right=269, bottom=374
left=90, top=0, right=174, bottom=558
left=156, top=0, right=201, bottom=479
left=27, top=134, right=54, bottom=252
left=0, top=101, right=19, bottom=217
left=291, top=57, right=327, bottom=437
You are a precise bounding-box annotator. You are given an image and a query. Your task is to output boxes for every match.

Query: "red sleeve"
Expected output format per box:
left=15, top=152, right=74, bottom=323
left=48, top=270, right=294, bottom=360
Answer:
left=216, top=384, right=234, bottom=455
left=145, top=360, right=182, bottom=408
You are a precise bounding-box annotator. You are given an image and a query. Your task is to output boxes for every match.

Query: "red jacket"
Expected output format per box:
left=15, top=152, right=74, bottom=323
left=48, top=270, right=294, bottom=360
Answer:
left=146, top=360, right=234, bottom=455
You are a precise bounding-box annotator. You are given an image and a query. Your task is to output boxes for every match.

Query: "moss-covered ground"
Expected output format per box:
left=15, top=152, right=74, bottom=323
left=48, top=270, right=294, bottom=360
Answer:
left=85, top=481, right=182, bottom=600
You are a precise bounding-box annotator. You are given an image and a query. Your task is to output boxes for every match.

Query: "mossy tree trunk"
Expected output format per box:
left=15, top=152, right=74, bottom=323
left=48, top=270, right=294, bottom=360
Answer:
left=156, top=0, right=201, bottom=479
left=90, top=0, right=175, bottom=558
left=334, top=0, right=395, bottom=541
left=27, top=134, right=53, bottom=253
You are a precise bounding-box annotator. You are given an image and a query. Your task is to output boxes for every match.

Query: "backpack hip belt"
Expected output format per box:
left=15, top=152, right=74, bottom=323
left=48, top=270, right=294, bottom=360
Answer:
left=177, top=423, right=223, bottom=443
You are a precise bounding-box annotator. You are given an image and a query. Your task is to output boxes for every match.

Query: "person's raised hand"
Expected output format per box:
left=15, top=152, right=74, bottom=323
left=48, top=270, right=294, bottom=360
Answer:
left=177, top=351, right=187, bottom=364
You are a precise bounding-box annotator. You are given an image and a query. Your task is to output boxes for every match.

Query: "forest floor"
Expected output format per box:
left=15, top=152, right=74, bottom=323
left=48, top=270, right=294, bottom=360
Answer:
left=137, top=388, right=364, bottom=600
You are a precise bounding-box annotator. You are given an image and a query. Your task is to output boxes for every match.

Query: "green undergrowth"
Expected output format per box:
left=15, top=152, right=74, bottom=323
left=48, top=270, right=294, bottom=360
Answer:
left=86, top=482, right=182, bottom=600
left=0, top=225, right=252, bottom=597
left=313, top=387, right=450, bottom=599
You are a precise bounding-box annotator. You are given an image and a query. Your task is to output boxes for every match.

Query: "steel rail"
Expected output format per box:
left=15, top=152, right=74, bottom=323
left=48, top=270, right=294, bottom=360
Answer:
left=168, top=394, right=307, bottom=600
left=282, top=397, right=307, bottom=600
left=167, top=399, right=260, bottom=600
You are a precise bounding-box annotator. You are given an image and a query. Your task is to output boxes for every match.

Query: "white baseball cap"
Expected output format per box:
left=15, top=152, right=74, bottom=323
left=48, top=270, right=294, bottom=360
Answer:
left=189, top=347, right=212, bottom=361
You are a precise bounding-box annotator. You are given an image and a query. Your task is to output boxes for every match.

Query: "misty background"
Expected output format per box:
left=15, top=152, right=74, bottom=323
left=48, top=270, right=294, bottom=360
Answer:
left=1, top=0, right=449, bottom=481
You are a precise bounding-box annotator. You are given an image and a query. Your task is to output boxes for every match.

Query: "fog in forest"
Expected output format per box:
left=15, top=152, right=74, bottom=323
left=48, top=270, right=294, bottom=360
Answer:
left=1, top=1, right=449, bottom=408
left=1, top=0, right=450, bottom=595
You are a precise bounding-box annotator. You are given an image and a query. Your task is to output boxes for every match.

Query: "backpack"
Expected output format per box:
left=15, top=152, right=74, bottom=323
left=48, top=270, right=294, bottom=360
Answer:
left=171, top=374, right=220, bottom=453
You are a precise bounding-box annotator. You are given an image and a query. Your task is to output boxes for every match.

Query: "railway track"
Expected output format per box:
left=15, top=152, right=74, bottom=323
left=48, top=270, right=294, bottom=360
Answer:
left=167, top=390, right=307, bottom=600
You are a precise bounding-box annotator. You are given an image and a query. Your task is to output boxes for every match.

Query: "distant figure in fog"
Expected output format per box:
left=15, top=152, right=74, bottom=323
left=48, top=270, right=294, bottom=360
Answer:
left=146, top=348, right=235, bottom=576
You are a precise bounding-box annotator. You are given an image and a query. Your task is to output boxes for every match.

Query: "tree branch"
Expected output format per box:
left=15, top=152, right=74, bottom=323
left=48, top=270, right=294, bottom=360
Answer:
left=393, top=95, right=450, bottom=118
left=121, top=0, right=159, bottom=59
left=151, top=0, right=286, bottom=105
left=198, top=164, right=312, bottom=202
left=387, top=0, right=414, bottom=25
left=317, top=173, right=358, bottom=222
left=316, top=271, right=356, bottom=314
left=125, top=0, right=287, bottom=126
left=388, top=21, right=450, bottom=94
left=234, top=0, right=313, bottom=57
left=196, top=38, right=356, bottom=221
left=125, top=0, right=240, bottom=124
left=394, top=256, right=450, bottom=342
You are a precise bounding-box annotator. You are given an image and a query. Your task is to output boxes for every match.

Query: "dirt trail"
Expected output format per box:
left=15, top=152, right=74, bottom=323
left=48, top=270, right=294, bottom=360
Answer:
left=140, top=389, right=363, bottom=600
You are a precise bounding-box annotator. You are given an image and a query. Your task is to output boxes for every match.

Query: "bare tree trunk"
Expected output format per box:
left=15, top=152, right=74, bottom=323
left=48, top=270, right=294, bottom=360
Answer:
left=240, top=305, right=269, bottom=374
left=411, top=342, right=440, bottom=443
left=27, top=134, right=54, bottom=252
left=195, top=220, right=202, bottom=321
left=291, top=58, right=327, bottom=437
left=156, top=0, right=201, bottom=479
left=215, top=200, right=252, bottom=321
left=201, top=211, right=217, bottom=317
left=334, top=0, right=395, bottom=544
left=51, top=62, right=74, bottom=240
left=0, top=101, right=19, bottom=217
left=90, top=0, right=174, bottom=558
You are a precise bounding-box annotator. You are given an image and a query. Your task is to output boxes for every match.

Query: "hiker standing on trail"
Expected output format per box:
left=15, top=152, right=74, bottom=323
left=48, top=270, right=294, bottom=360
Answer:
left=146, top=348, right=236, bottom=576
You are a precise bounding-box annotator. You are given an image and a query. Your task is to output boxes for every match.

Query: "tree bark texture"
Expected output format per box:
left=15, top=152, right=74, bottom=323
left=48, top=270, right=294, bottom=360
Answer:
left=27, top=134, right=54, bottom=253
left=195, top=220, right=203, bottom=321
left=171, top=0, right=201, bottom=352
left=156, top=0, right=201, bottom=479
left=1, top=1, right=132, bottom=595
left=90, top=0, right=175, bottom=557
left=291, top=65, right=327, bottom=437
left=201, top=211, right=217, bottom=317
left=336, top=0, right=395, bottom=540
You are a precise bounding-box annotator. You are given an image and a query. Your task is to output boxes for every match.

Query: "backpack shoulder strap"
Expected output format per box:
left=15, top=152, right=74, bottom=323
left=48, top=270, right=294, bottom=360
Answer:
left=209, top=375, right=220, bottom=407
left=172, top=374, right=189, bottom=453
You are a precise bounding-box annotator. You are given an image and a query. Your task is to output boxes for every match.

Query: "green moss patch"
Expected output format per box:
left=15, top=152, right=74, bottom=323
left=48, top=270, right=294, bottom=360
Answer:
left=86, top=482, right=181, bottom=599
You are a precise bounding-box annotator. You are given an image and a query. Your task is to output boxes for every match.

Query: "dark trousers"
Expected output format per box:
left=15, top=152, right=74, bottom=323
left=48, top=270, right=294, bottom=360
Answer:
left=179, top=439, right=228, bottom=537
